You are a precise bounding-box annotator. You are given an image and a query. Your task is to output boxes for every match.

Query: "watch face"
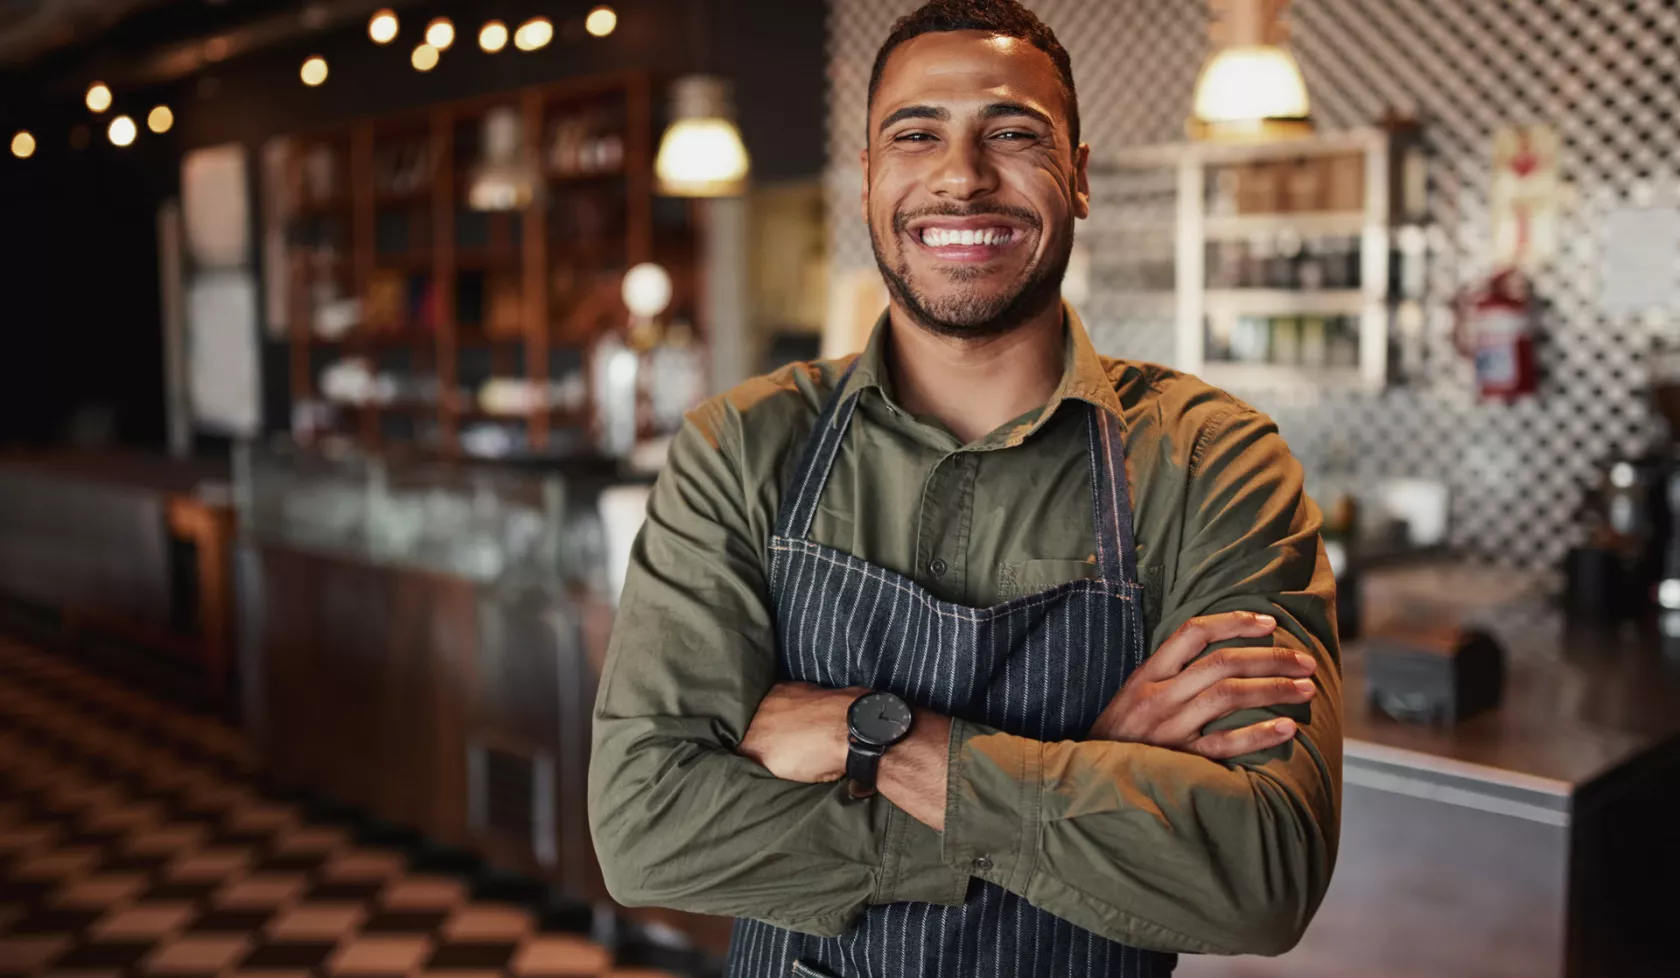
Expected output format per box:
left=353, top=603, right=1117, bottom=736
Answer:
left=849, top=692, right=914, bottom=747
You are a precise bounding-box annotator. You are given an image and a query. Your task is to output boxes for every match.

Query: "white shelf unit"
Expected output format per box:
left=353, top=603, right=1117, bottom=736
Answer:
left=1112, top=128, right=1399, bottom=392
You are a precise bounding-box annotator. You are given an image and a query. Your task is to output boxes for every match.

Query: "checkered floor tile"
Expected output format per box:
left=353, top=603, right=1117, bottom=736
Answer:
left=0, top=637, right=710, bottom=978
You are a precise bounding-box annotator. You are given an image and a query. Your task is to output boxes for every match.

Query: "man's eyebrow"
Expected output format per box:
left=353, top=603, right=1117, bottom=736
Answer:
left=982, top=101, right=1053, bottom=127
left=878, top=104, right=948, bottom=132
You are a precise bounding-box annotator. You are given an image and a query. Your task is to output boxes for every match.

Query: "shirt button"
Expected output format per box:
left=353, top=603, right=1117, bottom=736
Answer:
left=929, top=558, right=949, bottom=578
left=972, top=855, right=993, bottom=872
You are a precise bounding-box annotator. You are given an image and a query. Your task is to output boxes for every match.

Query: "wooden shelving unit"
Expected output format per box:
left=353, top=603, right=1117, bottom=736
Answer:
left=278, top=70, right=698, bottom=456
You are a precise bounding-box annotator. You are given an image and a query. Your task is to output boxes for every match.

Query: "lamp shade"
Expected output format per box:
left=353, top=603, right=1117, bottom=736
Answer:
left=1189, top=44, right=1312, bottom=140
left=655, top=76, right=750, bottom=197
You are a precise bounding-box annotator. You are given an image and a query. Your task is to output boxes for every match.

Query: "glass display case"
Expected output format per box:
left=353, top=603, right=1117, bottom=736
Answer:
left=233, top=442, right=607, bottom=593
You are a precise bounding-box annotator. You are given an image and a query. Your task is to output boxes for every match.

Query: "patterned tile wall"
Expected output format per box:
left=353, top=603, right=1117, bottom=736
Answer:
left=826, top=0, right=1680, bottom=576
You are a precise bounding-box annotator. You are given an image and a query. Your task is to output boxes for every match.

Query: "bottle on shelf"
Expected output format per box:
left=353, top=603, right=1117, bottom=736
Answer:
left=1243, top=235, right=1273, bottom=289
left=1297, top=240, right=1326, bottom=290
left=1231, top=315, right=1272, bottom=363
left=1326, top=315, right=1360, bottom=369
left=1270, top=316, right=1302, bottom=365
left=1299, top=315, right=1329, bottom=368
left=1269, top=229, right=1303, bottom=289
left=1204, top=315, right=1232, bottom=362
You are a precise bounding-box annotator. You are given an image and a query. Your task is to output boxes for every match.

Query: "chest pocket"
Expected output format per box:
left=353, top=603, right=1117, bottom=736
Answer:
left=1002, top=557, right=1100, bottom=599
left=999, top=559, right=1165, bottom=638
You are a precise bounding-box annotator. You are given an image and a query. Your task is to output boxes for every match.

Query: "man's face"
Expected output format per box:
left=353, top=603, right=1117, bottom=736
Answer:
left=864, top=30, right=1089, bottom=338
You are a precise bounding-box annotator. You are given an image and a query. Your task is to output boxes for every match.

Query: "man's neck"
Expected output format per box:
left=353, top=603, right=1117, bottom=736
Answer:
left=885, top=300, right=1066, bottom=444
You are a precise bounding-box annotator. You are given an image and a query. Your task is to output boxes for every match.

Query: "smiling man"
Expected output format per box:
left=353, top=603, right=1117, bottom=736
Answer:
left=588, top=2, right=1342, bottom=976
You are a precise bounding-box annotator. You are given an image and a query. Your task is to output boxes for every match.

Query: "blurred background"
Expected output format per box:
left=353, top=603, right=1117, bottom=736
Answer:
left=0, top=2, right=1676, bottom=977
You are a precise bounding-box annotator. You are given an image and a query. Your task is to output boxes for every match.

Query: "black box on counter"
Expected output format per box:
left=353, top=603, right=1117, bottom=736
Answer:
left=1364, top=624, right=1506, bottom=725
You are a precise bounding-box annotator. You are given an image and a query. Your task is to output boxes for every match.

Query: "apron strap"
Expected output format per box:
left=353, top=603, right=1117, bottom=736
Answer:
left=1086, top=407, right=1139, bottom=585
left=774, top=360, right=864, bottom=541
left=777, top=360, right=1141, bottom=588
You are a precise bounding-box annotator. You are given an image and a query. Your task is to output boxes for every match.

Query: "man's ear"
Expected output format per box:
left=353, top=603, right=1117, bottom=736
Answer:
left=859, top=147, right=870, bottom=222
left=1073, top=143, right=1091, bottom=220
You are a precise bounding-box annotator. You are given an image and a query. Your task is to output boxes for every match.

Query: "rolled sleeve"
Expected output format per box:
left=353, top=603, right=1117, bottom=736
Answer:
left=941, top=719, right=1045, bottom=892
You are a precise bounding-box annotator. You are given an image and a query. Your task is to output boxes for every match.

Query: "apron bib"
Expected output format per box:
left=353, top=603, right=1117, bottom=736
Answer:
left=727, top=367, right=1173, bottom=978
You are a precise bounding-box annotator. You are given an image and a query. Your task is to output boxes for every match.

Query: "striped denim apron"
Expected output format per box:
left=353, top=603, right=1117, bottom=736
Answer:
left=726, top=370, right=1173, bottom=978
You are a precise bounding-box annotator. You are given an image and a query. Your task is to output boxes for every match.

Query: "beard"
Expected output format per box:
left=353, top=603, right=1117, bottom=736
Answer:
left=870, top=202, right=1073, bottom=340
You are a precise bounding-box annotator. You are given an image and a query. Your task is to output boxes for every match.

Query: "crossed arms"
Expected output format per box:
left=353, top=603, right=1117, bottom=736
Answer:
left=588, top=405, right=1342, bottom=956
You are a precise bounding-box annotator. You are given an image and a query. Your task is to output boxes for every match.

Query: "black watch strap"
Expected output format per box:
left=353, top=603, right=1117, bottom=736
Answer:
left=846, top=737, right=886, bottom=797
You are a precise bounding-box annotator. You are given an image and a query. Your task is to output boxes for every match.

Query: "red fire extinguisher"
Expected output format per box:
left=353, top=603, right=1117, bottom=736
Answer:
left=1453, top=267, right=1538, bottom=402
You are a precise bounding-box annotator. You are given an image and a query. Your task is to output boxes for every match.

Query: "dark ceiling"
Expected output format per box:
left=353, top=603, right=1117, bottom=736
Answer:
left=0, top=0, right=165, bottom=68
left=0, top=0, right=421, bottom=98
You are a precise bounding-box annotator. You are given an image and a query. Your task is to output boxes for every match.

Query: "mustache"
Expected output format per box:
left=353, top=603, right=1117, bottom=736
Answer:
left=892, top=203, right=1041, bottom=236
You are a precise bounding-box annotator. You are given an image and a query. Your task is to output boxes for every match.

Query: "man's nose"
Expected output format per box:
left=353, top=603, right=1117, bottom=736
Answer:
left=929, top=137, right=997, bottom=200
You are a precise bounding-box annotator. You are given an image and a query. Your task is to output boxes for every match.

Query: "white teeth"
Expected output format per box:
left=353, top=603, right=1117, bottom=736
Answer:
left=921, top=227, right=1011, bottom=247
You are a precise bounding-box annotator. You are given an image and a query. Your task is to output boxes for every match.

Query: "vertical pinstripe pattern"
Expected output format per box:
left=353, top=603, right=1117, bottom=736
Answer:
left=731, top=370, right=1174, bottom=978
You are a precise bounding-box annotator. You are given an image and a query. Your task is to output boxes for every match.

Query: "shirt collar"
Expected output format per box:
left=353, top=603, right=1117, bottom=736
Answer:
left=837, top=302, right=1126, bottom=441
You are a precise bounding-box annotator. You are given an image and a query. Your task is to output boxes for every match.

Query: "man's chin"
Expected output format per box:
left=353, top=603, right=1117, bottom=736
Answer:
left=901, top=294, right=1022, bottom=336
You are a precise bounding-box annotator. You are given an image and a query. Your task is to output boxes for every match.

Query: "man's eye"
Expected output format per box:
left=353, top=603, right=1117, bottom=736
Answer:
left=994, top=130, right=1037, bottom=141
left=895, top=132, right=934, bottom=143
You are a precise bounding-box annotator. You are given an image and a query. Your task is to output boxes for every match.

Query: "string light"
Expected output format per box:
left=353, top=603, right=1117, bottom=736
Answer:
left=479, top=20, right=509, bottom=53
left=411, top=43, right=440, bottom=72
left=108, top=115, right=137, bottom=147
left=514, top=17, right=553, bottom=51
left=85, top=82, right=112, bottom=113
left=586, top=7, right=617, bottom=38
left=368, top=9, right=399, bottom=44
left=11, top=131, right=35, bottom=159
left=301, top=55, right=329, bottom=86
left=147, top=106, right=174, bottom=134
left=426, top=17, right=455, bottom=51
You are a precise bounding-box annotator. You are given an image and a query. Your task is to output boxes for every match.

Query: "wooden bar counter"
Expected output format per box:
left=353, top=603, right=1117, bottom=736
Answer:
left=234, top=451, right=735, bottom=955
left=1182, top=564, right=1680, bottom=978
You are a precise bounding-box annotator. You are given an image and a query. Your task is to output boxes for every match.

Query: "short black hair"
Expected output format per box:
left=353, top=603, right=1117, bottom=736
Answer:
left=867, top=0, right=1079, bottom=149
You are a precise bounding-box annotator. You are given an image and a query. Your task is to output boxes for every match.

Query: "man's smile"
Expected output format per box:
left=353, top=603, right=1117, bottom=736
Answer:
left=903, top=214, right=1033, bottom=264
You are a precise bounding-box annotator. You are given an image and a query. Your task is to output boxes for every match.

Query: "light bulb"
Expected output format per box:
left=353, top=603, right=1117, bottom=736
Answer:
left=108, top=115, right=137, bottom=147
left=426, top=17, right=455, bottom=50
left=586, top=7, right=617, bottom=37
left=301, top=56, right=329, bottom=86
left=411, top=43, right=440, bottom=72
left=86, top=83, right=112, bottom=113
left=11, top=131, right=35, bottom=159
left=147, top=105, right=174, bottom=134
left=479, top=20, right=509, bottom=52
left=514, top=17, right=553, bottom=51
left=368, top=9, right=399, bottom=44
left=622, top=263, right=674, bottom=319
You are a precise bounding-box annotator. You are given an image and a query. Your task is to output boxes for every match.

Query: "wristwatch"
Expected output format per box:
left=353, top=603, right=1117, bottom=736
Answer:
left=846, top=691, right=914, bottom=799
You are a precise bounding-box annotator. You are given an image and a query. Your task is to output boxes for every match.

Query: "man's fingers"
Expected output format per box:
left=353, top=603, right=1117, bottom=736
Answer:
left=1188, top=717, right=1299, bottom=760
left=1140, top=611, right=1279, bottom=679
left=1156, top=645, right=1316, bottom=710
left=1155, top=676, right=1316, bottom=744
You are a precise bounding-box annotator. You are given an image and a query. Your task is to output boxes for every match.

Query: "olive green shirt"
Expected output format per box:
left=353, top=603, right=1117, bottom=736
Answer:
left=588, top=307, right=1342, bottom=957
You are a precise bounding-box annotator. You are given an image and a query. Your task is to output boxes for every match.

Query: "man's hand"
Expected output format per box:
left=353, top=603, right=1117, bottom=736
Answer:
left=1089, top=611, right=1317, bottom=759
left=738, top=682, right=867, bottom=783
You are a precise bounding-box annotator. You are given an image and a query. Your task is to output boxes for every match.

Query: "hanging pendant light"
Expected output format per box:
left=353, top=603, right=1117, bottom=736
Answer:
left=655, top=0, right=749, bottom=197
left=1188, top=0, right=1312, bottom=141
left=656, top=75, right=750, bottom=197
